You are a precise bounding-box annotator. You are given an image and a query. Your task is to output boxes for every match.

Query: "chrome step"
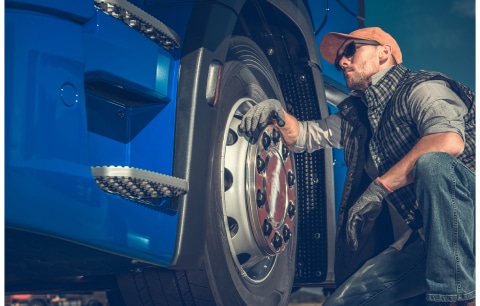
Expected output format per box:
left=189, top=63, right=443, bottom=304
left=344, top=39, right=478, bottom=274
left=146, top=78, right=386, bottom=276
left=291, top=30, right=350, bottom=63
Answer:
left=94, top=0, right=180, bottom=49
left=91, top=166, right=188, bottom=206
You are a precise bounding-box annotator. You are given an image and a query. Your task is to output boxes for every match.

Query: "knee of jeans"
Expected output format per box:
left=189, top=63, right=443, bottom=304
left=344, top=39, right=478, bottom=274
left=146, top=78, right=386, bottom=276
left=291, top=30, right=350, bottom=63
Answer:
left=413, top=152, right=454, bottom=183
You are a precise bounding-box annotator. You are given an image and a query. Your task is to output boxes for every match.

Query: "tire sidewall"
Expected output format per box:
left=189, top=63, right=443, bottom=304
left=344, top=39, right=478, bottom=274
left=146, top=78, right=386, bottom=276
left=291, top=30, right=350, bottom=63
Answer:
left=204, top=36, right=297, bottom=306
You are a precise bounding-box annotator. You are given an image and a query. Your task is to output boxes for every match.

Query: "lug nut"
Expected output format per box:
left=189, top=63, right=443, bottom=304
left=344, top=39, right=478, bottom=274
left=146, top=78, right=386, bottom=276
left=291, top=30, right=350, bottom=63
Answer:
left=256, top=155, right=266, bottom=173
left=227, top=129, right=238, bottom=146
left=256, top=189, right=266, bottom=207
left=272, top=232, right=283, bottom=250
left=287, top=201, right=296, bottom=218
left=262, top=219, right=273, bottom=236
left=282, top=145, right=290, bottom=160
left=287, top=171, right=296, bottom=187
left=262, top=132, right=271, bottom=150
left=272, top=129, right=281, bottom=143
left=224, top=169, right=233, bottom=191
left=283, top=226, right=292, bottom=242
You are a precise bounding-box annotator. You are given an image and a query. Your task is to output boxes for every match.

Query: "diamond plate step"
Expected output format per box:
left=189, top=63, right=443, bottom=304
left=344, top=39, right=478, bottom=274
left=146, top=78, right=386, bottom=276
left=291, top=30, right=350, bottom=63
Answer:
left=94, top=0, right=180, bottom=49
left=91, top=166, right=188, bottom=206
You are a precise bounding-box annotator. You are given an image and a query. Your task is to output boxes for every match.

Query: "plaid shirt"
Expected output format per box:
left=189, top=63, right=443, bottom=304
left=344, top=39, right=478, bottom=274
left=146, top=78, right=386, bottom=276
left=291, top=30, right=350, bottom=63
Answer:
left=340, top=65, right=475, bottom=230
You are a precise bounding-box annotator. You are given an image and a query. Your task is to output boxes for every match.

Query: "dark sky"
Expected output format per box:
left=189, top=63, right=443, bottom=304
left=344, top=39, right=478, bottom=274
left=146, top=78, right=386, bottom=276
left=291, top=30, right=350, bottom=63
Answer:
left=365, top=0, right=475, bottom=91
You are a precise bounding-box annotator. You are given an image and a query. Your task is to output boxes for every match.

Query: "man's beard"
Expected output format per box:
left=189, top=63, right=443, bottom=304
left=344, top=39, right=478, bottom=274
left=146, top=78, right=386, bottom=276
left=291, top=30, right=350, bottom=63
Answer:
left=344, top=70, right=372, bottom=92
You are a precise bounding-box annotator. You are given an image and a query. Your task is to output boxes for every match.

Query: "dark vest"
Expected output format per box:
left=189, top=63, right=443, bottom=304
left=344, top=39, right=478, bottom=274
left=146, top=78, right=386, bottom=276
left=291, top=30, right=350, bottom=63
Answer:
left=335, top=94, right=395, bottom=285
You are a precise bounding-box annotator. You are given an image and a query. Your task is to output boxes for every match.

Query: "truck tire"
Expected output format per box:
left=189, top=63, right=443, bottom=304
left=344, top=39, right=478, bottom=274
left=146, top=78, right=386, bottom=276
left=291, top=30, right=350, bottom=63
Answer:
left=111, top=36, right=297, bottom=306
left=28, top=300, right=47, bottom=306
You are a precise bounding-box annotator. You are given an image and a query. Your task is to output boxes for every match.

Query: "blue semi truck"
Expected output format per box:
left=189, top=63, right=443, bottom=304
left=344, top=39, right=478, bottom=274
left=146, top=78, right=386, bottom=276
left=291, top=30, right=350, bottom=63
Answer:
left=5, top=0, right=356, bottom=304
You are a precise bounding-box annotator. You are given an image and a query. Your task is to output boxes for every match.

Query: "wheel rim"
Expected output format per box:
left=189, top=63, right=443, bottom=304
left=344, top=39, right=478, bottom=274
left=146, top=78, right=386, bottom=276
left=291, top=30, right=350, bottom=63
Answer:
left=222, top=98, right=296, bottom=283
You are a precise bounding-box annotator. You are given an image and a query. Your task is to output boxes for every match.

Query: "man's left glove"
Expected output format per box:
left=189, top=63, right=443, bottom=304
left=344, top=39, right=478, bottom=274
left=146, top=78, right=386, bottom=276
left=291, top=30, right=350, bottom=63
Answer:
left=238, top=99, right=285, bottom=139
left=346, top=178, right=392, bottom=251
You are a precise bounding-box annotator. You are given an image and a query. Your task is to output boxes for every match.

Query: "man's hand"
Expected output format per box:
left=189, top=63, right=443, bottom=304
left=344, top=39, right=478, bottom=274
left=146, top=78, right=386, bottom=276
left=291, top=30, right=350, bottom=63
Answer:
left=346, top=178, right=392, bottom=250
left=239, top=99, right=285, bottom=138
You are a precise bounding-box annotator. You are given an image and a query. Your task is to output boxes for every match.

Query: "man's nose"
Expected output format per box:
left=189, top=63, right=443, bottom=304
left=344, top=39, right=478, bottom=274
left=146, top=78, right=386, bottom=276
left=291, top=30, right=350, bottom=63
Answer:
left=338, top=56, right=349, bottom=70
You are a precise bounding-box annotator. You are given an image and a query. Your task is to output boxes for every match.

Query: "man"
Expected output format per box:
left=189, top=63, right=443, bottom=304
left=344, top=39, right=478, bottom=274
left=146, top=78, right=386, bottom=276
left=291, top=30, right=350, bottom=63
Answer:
left=239, top=27, right=475, bottom=305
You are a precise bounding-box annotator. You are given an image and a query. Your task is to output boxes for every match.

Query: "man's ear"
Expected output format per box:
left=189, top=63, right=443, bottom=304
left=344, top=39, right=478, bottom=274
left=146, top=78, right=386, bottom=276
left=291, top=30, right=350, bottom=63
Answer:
left=379, top=45, right=393, bottom=63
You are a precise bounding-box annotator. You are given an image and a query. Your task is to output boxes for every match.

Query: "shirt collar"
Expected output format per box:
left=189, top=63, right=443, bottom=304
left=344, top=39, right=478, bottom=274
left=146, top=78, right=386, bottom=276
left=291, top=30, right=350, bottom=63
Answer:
left=350, top=65, right=395, bottom=98
left=372, top=65, right=394, bottom=85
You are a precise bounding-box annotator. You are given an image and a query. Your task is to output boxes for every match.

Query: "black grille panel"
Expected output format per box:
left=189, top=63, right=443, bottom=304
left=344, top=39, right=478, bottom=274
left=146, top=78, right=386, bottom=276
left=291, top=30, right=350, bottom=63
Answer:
left=278, top=72, right=329, bottom=284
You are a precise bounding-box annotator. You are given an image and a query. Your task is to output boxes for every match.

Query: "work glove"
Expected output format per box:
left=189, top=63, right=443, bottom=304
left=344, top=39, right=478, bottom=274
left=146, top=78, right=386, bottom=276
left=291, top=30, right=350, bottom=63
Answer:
left=238, top=99, right=285, bottom=139
left=346, top=178, right=392, bottom=251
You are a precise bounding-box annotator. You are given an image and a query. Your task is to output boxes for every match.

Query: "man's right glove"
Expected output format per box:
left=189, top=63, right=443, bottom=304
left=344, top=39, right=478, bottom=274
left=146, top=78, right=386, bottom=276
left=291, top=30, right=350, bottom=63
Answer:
left=238, top=99, right=285, bottom=138
left=346, top=178, right=392, bottom=251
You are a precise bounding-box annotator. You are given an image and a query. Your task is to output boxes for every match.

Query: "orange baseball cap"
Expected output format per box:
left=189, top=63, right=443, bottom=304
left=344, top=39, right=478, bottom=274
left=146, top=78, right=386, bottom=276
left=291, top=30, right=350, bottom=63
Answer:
left=320, top=27, right=402, bottom=65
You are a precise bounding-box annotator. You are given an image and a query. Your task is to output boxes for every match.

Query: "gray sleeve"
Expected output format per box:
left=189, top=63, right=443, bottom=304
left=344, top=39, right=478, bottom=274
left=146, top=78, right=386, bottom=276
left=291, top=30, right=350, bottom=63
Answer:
left=292, top=112, right=343, bottom=153
left=409, top=80, right=467, bottom=140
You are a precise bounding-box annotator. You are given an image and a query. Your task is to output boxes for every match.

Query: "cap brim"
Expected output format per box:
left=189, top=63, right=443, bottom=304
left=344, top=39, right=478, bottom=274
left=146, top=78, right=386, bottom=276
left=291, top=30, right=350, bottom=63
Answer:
left=320, top=32, right=360, bottom=64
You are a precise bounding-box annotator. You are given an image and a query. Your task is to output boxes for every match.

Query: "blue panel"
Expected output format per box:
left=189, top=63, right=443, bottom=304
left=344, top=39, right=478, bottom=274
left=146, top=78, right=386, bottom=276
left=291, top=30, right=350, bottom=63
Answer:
left=5, top=10, right=88, bottom=167
left=5, top=0, right=94, bottom=23
left=5, top=4, right=180, bottom=266
left=84, top=9, right=177, bottom=174
left=84, top=11, right=172, bottom=102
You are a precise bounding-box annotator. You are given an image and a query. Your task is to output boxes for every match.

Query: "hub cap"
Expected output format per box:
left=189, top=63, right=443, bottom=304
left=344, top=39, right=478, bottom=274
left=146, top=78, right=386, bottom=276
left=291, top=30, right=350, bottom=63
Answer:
left=248, top=128, right=295, bottom=255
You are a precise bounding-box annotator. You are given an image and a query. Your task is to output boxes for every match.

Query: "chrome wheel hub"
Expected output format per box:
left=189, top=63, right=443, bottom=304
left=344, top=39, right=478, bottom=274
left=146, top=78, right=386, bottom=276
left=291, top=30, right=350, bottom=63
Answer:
left=223, top=98, right=296, bottom=282
left=247, top=127, right=296, bottom=255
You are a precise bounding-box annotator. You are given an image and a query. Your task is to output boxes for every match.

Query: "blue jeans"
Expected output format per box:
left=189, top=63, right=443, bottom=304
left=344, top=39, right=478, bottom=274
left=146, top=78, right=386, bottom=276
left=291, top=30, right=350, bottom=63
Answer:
left=323, top=152, right=475, bottom=305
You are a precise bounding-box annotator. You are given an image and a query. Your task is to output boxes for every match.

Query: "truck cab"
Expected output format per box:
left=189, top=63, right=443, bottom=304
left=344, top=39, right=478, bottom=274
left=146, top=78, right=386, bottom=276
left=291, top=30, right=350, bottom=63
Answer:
left=5, top=0, right=358, bottom=304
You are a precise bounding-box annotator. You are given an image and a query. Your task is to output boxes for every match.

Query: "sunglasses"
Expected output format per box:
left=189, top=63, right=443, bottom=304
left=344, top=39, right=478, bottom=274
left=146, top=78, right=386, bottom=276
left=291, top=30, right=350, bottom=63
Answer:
left=335, top=39, right=380, bottom=71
